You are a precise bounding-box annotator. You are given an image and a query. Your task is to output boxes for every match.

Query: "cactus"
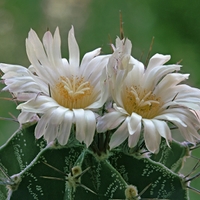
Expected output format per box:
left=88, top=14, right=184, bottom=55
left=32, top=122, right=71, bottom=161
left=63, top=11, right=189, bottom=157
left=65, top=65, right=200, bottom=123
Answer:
left=0, top=123, right=197, bottom=200
left=0, top=26, right=200, bottom=200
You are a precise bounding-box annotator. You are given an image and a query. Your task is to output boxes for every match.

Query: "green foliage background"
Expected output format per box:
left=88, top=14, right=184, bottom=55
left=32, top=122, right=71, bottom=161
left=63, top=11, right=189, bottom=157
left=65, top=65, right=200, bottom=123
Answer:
left=0, top=0, right=200, bottom=199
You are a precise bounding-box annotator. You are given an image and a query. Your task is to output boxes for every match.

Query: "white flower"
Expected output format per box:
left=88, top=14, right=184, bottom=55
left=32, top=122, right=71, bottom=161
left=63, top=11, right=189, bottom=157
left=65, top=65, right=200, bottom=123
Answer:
left=0, top=27, right=109, bottom=147
left=97, top=38, right=200, bottom=153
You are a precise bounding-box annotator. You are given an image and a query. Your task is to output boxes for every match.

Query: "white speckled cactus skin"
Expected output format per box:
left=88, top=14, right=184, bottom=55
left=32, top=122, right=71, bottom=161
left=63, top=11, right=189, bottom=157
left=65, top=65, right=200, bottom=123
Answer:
left=0, top=124, right=197, bottom=200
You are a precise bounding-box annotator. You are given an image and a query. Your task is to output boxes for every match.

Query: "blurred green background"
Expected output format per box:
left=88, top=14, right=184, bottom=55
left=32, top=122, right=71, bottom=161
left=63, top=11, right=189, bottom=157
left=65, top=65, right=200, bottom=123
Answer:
left=0, top=0, right=200, bottom=199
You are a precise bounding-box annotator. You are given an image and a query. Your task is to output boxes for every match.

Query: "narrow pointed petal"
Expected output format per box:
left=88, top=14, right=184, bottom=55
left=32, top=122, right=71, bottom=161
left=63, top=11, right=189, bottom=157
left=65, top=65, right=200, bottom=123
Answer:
left=84, top=110, right=96, bottom=147
left=156, top=113, right=187, bottom=127
left=128, top=122, right=141, bottom=148
left=68, top=26, right=80, bottom=70
left=17, top=96, right=60, bottom=113
left=152, top=119, right=172, bottom=147
left=44, top=123, right=58, bottom=144
left=143, top=119, right=161, bottom=153
left=27, top=29, right=51, bottom=69
left=35, top=113, right=52, bottom=139
left=147, top=54, right=171, bottom=71
left=53, top=27, right=63, bottom=67
left=18, top=111, right=39, bottom=125
left=97, top=111, right=126, bottom=133
left=57, top=110, right=73, bottom=145
left=109, top=118, right=129, bottom=149
left=128, top=112, right=142, bottom=135
left=81, top=48, right=101, bottom=69
left=73, top=109, right=86, bottom=144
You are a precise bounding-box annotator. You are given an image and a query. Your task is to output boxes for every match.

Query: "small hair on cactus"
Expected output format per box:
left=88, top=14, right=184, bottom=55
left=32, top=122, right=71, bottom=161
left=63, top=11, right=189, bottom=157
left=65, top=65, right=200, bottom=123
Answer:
left=181, top=156, right=200, bottom=195
left=68, top=166, right=84, bottom=190
left=40, top=162, right=96, bottom=195
left=68, top=166, right=96, bottom=195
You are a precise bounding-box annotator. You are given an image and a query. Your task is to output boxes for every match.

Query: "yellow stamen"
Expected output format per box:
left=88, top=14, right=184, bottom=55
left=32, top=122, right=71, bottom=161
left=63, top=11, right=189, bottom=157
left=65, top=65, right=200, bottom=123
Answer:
left=51, top=76, right=93, bottom=109
left=123, top=86, right=162, bottom=118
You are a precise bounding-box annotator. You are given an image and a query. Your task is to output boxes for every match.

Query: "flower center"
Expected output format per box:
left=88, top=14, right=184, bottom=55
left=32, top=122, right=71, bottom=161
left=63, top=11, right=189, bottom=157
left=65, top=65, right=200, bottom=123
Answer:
left=123, top=86, right=162, bottom=118
left=51, top=76, right=93, bottom=109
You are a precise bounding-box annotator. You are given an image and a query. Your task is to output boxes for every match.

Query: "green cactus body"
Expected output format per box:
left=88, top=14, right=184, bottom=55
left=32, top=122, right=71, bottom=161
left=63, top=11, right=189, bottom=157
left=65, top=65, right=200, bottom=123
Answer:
left=0, top=124, right=191, bottom=200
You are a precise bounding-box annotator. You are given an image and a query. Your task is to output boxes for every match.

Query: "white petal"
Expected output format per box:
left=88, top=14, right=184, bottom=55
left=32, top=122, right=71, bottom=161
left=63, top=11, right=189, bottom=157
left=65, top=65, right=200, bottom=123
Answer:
left=86, top=66, right=109, bottom=109
left=73, top=109, right=86, bottom=144
left=113, top=103, right=129, bottom=115
left=68, top=26, right=80, bottom=70
left=178, top=125, right=199, bottom=144
left=17, top=96, right=60, bottom=113
left=35, top=112, right=52, bottom=139
left=115, top=37, right=132, bottom=55
left=26, top=36, right=55, bottom=84
left=73, top=109, right=96, bottom=147
left=82, top=55, right=108, bottom=81
left=44, top=123, right=58, bottom=144
left=114, top=70, right=129, bottom=106
left=177, top=103, right=200, bottom=110
left=0, top=63, right=28, bottom=75
left=84, top=110, right=96, bottom=147
left=127, top=58, right=144, bottom=85
left=42, top=30, right=54, bottom=62
left=49, top=106, right=67, bottom=125
left=51, top=30, right=69, bottom=77
left=163, top=107, right=199, bottom=121
left=173, top=85, right=200, bottom=105
left=152, top=119, right=172, bottom=147
left=42, top=27, right=64, bottom=76
left=0, top=64, right=48, bottom=95
left=97, top=111, right=126, bottom=132
left=27, top=29, right=50, bottom=68
left=128, top=122, right=141, bottom=148
left=80, top=48, right=101, bottom=69
left=144, top=65, right=181, bottom=91
left=143, top=119, right=161, bottom=153
left=109, top=118, right=129, bottom=149
left=15, top=93, right=36, bottom=102
left=156, top=113, right=187, bottom=127
left=147, top=54, right=171, bottom=71
left=128, top=112, right=142, bottom=135
left=187, top=124, right=200, bottom=140
left=57, top=110, right=73, bottom=145
left=18, top=111, right=39, bottom=125
left=154, top=73, right=189, bottom=98
left=53, top=27, right=63, bottom=70
left=40, top=107, right=66, bottom=143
